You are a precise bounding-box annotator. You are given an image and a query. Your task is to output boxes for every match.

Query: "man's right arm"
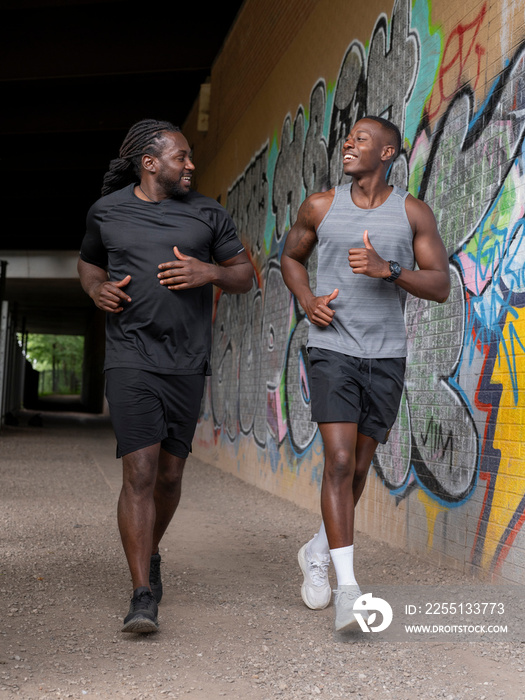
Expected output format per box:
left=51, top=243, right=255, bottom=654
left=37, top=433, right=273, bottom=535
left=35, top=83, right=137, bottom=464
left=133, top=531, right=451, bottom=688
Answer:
left=280, top=192, right=339, bottom=327
left=77, top=258, right=132, bottom=314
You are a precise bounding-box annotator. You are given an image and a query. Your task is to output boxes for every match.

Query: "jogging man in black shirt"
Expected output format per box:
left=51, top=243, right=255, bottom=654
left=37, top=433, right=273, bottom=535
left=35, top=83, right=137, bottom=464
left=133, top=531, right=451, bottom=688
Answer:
left=78, top=119, right=252, bottom=633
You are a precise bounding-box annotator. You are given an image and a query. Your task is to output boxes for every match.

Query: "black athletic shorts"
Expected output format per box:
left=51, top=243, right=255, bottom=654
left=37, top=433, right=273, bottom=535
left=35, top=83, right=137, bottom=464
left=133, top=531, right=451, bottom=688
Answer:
left=105, top=368, right=206, bottom=459
left=307, top=347, right=406, bottom=444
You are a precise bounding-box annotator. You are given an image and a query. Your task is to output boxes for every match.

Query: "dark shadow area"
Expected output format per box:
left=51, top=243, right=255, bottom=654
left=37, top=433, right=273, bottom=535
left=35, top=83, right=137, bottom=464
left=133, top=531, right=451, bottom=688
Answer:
left=3, top=407, right=112, bottom=433
left=4, top=397, right=101, bottom=430
left=27, top=394, right=87, bottom=413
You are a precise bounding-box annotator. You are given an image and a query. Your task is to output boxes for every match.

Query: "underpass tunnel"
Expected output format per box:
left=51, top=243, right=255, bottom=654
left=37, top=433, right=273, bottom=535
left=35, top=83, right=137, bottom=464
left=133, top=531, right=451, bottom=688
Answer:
left=0, top=251, right=107, bottom=425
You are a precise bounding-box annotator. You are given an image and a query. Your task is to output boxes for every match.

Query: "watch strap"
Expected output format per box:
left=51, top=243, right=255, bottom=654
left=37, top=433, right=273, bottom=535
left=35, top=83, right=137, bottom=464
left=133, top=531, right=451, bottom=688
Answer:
left=384, top=260, right=401, bottom=283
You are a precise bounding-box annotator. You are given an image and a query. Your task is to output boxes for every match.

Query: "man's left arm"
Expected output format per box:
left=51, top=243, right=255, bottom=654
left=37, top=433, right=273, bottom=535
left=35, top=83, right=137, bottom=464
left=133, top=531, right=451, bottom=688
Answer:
left=157, top=246, right=253, bottom=294
left=396, top=196, right=450, bottom=303
left=348, top=196, right=450, bottom=303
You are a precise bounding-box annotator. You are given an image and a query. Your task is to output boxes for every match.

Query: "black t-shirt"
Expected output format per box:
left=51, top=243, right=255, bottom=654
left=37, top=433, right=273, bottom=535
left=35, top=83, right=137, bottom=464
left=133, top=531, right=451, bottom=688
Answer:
left=80, top=184, right=245, bottom=374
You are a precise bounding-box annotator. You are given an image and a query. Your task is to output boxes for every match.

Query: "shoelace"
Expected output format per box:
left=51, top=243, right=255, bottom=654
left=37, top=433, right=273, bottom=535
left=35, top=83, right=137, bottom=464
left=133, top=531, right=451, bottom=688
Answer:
left=308, top=557, right=330, bottom=585
left=335, top=588, right=363, bottom=609
left=336, top=589, right=354, bottom=602
left=132, top=590, right=155, bottom=610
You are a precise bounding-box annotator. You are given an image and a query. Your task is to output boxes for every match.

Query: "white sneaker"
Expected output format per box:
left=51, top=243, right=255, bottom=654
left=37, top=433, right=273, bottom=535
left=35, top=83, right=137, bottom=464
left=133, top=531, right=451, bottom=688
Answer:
left=334, top=585, right=369, bottom=632
left=297, top=540, right=331, bottom=609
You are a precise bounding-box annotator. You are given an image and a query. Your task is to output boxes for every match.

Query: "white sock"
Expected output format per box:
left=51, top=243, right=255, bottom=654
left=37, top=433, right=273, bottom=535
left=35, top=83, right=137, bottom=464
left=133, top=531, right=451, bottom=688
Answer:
left=330, top=544, right=358, bottom=586
left=308, top=521, right=330, bottom=559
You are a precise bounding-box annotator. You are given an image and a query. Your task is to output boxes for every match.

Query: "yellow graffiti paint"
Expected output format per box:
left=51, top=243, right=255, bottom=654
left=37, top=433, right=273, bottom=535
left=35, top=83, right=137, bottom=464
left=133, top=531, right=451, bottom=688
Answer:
left=417, top=489, right=447, bottom=550
left=485, top=307, right=525, bottom=569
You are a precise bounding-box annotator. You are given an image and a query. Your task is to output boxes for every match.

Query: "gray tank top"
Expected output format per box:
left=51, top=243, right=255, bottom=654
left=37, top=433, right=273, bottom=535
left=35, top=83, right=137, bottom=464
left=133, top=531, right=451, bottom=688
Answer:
left=307, top=183, right=414, bottom=358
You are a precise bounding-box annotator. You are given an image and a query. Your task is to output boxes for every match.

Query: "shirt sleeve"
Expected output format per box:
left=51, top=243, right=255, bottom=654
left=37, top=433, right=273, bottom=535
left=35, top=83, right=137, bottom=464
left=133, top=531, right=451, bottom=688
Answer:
left=79, top=201, right=109, bottom=269
left=210, top=205, right=245, bottom=263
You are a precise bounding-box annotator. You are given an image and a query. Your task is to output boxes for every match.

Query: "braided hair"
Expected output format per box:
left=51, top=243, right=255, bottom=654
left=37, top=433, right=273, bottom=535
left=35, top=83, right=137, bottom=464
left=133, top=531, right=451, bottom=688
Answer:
left=101, top=119, right=180, bottom=195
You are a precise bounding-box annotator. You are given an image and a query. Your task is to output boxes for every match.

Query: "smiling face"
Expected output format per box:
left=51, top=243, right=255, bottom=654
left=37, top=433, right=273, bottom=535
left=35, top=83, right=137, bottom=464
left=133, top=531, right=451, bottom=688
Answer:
left=153, top=131, right=196, bottom=198
left=342, top=118, right=396, bottom=178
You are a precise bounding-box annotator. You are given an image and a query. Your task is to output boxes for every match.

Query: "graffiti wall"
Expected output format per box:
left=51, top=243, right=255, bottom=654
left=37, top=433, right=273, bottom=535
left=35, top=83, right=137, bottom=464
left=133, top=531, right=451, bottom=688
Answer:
left=192, top=0, right=525, bottom=582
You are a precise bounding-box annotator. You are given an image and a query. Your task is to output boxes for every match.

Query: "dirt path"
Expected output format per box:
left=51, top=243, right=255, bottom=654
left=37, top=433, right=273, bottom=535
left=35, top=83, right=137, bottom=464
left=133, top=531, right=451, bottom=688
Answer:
left=1, top=411, right=523, bottom=699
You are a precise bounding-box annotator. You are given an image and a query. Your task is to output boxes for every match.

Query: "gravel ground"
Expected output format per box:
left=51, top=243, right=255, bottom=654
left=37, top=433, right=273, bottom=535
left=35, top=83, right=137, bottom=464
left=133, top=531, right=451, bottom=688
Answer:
left=1, top=409, right=524, bottom=700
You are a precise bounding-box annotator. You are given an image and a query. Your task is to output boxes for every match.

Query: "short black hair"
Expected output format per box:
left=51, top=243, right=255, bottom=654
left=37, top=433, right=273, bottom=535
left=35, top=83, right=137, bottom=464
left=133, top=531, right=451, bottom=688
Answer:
left=363, top=115, right=402, bottom=159
left=101, top=118, right=180, bottom=195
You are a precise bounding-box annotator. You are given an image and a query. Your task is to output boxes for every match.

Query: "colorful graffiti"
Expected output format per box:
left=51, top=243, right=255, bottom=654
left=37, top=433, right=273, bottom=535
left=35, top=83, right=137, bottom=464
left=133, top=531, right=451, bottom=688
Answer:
left=205, top=0, right=525, bottom=577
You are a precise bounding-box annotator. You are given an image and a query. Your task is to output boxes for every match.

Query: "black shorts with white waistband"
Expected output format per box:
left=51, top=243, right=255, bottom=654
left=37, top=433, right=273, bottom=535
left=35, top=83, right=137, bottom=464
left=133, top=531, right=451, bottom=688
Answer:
left=105, top=368, right=205, bottom=459
left=307, top=347, right=406, bottom=444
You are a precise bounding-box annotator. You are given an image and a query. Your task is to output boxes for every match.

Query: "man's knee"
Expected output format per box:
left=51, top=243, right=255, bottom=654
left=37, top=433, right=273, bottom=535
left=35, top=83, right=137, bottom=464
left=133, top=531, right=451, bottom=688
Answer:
left=122, top=447, right=159, bottom=493
left=156, top=469, right=183, bottom=495
left=324, top=448, right=355, bottom=480
left=156, top=453, right=186, bottom=490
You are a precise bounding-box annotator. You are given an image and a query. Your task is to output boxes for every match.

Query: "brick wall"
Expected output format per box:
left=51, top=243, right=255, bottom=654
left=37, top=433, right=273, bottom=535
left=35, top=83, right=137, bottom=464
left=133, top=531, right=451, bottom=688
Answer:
left=185, top=0, right=525, bottom=583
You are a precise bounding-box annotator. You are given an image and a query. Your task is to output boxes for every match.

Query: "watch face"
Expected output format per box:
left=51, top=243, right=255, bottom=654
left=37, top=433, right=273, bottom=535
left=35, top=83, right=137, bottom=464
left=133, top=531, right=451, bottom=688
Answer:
left=390, top=262, right=401, bottom=275
left=385, top=261, right=401, bottom=282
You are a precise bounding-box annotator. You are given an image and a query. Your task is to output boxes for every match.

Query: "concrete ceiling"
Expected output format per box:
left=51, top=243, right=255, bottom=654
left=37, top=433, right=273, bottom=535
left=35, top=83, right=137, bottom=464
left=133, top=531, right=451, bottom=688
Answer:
left=1, top=0, right=244, bottom=335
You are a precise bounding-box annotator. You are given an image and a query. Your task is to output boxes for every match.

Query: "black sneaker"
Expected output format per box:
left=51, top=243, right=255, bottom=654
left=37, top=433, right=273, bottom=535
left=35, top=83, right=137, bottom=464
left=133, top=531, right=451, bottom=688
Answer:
left=121, top=586, right=159, bottom=634
left=149, top=552, right=163, bottom=604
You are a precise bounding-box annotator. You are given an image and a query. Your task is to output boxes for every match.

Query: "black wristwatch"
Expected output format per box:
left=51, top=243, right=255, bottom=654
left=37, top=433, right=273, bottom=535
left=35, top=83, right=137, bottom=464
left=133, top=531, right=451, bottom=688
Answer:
left=384, top=260, right=402, bottom=282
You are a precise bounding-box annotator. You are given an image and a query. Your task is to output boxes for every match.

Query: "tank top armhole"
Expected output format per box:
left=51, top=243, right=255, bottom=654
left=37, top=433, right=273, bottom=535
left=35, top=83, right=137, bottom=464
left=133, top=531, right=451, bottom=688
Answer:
left=396, top=186, right=414, bottom=238
left=317, top=184, right=347, bottom=235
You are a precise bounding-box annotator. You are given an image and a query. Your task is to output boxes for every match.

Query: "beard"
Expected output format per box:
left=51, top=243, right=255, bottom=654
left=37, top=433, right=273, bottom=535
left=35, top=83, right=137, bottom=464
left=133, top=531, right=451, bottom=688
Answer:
left=156, top=172, right=190, bottom=199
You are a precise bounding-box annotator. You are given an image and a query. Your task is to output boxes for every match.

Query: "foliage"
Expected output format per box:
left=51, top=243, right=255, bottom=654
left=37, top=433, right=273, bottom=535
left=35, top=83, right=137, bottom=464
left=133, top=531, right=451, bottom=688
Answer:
left=25, top=334, right=83, bottom=371
left=23, top=334, right=84, bottom=395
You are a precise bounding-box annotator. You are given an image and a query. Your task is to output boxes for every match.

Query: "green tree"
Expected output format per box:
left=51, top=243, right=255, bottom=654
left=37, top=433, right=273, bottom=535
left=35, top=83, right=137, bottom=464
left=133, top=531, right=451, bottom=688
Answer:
left=24, top=334, right=84, bottom=395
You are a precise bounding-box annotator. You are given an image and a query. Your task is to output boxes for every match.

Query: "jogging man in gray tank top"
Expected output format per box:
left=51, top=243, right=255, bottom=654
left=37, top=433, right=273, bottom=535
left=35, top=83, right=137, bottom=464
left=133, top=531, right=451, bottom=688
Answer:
left=281, top=116, right=450, bottom=633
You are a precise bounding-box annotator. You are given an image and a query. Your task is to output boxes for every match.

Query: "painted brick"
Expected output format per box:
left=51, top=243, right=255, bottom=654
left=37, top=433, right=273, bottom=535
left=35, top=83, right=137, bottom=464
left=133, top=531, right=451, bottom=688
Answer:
left=186, top=0, right=525, bottom=585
